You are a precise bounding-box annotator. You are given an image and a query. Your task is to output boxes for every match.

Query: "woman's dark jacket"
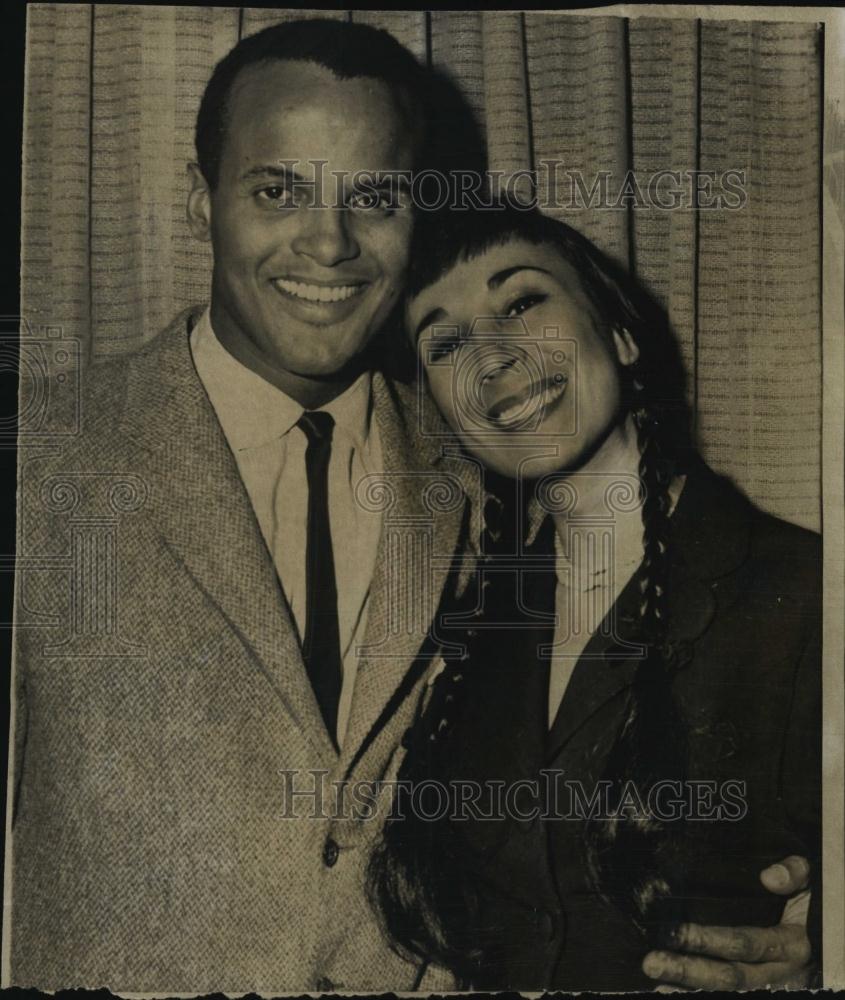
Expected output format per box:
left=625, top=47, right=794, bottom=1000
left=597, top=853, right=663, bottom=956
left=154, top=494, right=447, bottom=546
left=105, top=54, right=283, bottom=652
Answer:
left=435, top=460, right=822, bottom=991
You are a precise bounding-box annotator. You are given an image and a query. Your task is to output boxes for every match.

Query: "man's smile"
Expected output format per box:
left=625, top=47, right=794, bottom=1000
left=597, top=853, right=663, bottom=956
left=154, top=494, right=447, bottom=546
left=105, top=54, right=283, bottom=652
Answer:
left=269, top=274, right=376, bottom=326
left=273, top=277, right=367, bottom=304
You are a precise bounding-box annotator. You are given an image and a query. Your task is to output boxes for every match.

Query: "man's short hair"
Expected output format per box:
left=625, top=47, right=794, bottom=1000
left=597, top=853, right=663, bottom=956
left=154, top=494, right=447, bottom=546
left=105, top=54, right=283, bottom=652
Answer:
left=195, top=18, right=430, bottom=189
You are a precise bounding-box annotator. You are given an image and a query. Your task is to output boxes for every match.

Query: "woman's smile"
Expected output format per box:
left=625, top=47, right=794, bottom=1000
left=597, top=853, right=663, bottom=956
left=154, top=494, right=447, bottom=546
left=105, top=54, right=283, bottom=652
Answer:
left=486, top=371, right=569, bottom=429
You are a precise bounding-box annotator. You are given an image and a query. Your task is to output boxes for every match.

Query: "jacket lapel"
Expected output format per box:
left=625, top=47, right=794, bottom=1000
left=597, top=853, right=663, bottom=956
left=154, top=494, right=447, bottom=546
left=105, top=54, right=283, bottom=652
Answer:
left=546, top=461, right=753, bottom=762
left=118, top=309, right=335, bottom=757
left=340, top=374, right=481, bottom=766
left=545, top=573, right=644, bottom=761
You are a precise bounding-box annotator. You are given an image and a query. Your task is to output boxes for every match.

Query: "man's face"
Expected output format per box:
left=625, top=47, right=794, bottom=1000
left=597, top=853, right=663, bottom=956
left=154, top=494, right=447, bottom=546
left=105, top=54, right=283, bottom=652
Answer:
left=192, top=60, right=416, bottom=397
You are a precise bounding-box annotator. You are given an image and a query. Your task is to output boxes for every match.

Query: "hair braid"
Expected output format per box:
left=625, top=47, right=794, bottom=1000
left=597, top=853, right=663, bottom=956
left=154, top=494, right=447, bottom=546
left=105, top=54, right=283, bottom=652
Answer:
left=634, top=402, right=673, bottom=645
left=583, top=391, right=690, bottom=940
left=365, top=658, right=484, bottom=985
left=366, top=502, right=511, bottom=985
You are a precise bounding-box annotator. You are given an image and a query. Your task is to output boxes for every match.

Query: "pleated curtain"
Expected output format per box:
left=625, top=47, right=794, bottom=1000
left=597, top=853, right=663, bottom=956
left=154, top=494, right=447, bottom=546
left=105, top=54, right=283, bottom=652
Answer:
left=21, top=6, right=823, bottom=529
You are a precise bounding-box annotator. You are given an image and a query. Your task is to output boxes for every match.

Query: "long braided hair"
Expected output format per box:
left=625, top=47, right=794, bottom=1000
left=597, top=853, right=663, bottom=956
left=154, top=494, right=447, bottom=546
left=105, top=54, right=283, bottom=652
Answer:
left=367, top=204, right=695, bottom=977
left=366, top=478, right=520, bottom=986
left=583, top=345, right=692, bottom=940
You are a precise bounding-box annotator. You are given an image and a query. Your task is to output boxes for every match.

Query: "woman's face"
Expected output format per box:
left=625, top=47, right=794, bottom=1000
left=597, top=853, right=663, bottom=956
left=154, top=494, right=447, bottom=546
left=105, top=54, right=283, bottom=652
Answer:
left=407, top=238, right=639, bottom=478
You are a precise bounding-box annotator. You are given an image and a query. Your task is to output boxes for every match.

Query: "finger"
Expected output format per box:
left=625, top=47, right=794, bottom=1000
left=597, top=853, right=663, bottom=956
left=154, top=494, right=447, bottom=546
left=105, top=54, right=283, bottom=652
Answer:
left=643, top=951, right=745, bottom=989
left=642, top=951, right=806, bottom=990
left=781, top=888, right=812, bottom=927
left=760, top=854, right=811, bottom=895
left=669, top=921, right=811, bottom=965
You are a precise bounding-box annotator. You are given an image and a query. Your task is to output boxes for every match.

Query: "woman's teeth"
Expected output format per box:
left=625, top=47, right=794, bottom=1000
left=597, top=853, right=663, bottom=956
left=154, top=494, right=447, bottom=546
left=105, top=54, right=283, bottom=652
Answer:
left=491, top=377, right=568, bottom=428
left=274, top=278, right=363, bottom=303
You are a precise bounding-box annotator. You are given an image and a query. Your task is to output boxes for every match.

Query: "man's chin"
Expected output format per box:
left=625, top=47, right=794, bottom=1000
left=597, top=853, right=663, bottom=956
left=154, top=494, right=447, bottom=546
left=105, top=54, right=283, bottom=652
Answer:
left=286, top=346, right=374, bottom=385
left=291, top=364, right=362, bottom=384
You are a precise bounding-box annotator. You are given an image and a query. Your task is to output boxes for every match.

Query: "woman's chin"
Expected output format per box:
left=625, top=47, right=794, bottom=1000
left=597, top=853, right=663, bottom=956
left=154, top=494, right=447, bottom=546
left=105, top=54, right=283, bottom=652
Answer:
left=464, top=438, right=586, bottom=481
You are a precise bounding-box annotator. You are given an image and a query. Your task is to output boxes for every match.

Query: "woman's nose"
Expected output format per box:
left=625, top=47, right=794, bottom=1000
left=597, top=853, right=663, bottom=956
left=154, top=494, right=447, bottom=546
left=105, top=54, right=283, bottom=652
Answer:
left=477, top=344, right=525, bottom=382
left=468, top=313, right=530, bottom=340
left=468, top=316, right=531, bottom=357
left=290, top=208, right=360, bottom=267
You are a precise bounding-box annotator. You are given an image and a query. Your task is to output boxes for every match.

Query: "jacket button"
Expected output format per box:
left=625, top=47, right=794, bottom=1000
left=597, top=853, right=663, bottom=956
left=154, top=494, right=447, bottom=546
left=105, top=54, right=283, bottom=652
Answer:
left=323, top=837, right=339, bottom=868
left=315, top=975, right=335, bottom=991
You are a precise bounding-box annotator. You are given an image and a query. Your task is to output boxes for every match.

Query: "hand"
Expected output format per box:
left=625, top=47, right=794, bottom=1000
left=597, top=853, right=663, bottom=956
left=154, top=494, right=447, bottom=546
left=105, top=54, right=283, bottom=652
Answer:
left=642, top=855, right=814, bottom=990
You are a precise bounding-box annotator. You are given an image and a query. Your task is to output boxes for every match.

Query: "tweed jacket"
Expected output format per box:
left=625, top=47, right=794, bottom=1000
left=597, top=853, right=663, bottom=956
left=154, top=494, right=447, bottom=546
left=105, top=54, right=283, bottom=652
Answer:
left=6, top=308, right=481, bottom=993
left=434, top=460, right=822, bottom=991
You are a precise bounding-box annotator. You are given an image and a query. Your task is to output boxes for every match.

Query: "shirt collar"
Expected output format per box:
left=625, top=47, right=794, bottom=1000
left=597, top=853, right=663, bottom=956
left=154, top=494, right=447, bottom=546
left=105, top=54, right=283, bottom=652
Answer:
left=320, top=366, right=374, bottom=454
left=191, top=307, right=373, bottom=453
left=524, top=469, right=687, bottom=548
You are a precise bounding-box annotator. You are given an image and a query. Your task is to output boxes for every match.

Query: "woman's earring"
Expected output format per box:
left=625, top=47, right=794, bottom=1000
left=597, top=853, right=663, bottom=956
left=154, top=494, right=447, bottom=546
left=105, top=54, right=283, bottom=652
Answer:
left=626, top=351, right=645, bottom=394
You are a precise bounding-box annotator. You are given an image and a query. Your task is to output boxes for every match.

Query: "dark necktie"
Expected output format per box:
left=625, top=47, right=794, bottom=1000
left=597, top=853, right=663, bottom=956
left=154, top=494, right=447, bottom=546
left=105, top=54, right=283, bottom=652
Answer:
left=297, top=410, right=342, bottom=747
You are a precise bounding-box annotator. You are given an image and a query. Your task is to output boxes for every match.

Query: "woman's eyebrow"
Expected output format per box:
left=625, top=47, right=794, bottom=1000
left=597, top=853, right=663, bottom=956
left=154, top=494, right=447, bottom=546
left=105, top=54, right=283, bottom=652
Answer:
left=487, top=265, right=551, bottom=289
left=414, top=306, right=448, bottom=339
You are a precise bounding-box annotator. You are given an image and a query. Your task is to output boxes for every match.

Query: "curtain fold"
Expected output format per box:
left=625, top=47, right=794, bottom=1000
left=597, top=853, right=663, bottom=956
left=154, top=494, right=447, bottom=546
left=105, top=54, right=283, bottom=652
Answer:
left=21, top=5, right=823, bottom=529
left=628, top=17, right=700, bottom=381
left=694, top=21, right=821, bottom=520
left=524, top=14, right=631, bottom=265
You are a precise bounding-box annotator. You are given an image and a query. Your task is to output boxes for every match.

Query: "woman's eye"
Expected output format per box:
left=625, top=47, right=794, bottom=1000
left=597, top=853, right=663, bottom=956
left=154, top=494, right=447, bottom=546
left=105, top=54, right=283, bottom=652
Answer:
left=425, top=338, right=460, bottom=362
left=505, top=293, right=547, bottom=317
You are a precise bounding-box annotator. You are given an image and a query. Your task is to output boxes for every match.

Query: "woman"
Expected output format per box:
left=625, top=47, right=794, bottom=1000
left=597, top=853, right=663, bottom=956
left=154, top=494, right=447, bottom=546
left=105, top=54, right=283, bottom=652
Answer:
left=367, top=204, right=821, bottom=991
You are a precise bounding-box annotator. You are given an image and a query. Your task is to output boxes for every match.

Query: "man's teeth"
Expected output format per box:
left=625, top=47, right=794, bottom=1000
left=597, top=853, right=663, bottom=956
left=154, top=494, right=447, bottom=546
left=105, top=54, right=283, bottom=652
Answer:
left=275, top=279, right=363, bottom=303
left=494, top=378, right=567, bottom=426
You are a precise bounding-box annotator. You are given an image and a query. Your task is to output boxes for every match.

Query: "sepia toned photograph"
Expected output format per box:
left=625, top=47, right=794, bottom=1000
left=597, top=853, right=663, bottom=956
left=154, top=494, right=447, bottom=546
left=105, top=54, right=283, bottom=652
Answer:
left=3, top=3, right=844, bottom=994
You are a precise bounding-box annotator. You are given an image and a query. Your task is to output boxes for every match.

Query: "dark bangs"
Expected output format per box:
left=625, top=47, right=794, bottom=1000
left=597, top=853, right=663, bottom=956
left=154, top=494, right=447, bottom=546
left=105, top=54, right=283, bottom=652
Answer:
left=407, top=204, right=567, bottom=299
left=408, top=204, right=636, bottom=335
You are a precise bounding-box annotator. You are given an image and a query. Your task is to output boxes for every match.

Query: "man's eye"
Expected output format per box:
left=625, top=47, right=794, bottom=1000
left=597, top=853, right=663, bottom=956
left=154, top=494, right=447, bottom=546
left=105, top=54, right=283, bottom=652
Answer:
left=348, top=190, right=394, bottom=214
left=256, top=185, right=295, bottom=206
left=505, top=293, right=547, bottom=317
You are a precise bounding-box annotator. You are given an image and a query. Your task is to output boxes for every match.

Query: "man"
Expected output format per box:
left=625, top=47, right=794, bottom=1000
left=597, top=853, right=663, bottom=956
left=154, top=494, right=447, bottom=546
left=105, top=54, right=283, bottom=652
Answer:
left=8, top=20, right=478, bottom=992
left=5, top=17, right=815, bottom=993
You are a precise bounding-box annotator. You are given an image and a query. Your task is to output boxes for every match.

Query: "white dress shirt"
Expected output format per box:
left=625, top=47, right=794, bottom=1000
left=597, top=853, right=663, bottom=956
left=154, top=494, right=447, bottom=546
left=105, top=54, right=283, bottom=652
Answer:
left=190, top=308, right=383, bottom=748
left=547, top=504, right=645, bottom=728
left=546, top=475, right=686, bottom=729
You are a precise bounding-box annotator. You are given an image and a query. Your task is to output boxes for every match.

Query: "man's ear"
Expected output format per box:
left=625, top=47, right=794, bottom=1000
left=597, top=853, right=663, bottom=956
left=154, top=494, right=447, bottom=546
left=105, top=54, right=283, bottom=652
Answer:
left=186, top=162, right=212, bottom=242
left=612, top=326, right=640, bottom=367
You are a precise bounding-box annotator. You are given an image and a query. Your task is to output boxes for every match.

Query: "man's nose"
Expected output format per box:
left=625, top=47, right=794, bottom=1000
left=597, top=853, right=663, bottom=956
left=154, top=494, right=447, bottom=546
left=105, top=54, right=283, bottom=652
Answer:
left=290, top=208, right=360, bottom=267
